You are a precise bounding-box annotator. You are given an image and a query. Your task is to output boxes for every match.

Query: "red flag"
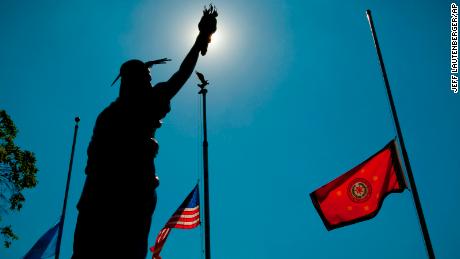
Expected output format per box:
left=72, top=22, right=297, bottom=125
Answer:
left=310, top=140, right=406, bottom=230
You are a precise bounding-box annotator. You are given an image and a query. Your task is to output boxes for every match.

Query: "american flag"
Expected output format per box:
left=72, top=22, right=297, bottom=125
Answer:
left=150, top=184, right=200, bottom=259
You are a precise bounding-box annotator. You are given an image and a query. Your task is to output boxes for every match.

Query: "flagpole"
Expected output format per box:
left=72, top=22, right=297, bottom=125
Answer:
left=199, top=84, right=211, bottom=259
left=55, top=117, right=80, bottom=259
left=366, top=10, right=435, bottom=259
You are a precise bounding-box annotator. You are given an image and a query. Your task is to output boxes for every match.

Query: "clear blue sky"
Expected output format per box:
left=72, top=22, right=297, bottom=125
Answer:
left=0, top=0, right=458, bottom=258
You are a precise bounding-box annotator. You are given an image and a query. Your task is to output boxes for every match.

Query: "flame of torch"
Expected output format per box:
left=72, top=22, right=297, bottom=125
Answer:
left=198, top=4, right=218, bottom=56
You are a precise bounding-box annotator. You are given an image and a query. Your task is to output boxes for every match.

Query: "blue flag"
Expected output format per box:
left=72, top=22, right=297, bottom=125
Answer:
left=23, top=221, right=60, bottom=259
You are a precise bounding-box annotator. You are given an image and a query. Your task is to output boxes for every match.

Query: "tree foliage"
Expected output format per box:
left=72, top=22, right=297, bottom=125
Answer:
left=0, top=110, right=38, bottom=248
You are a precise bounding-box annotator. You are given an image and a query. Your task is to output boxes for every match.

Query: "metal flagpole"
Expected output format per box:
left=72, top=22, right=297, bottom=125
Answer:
left=197, top=72, right=211, bottom=259
left=366, top=10, right=435, bottom=259
left=55, top=117, right=80, bottom=259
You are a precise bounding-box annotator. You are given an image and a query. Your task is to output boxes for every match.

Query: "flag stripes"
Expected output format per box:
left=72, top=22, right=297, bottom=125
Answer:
left=150, top=185, right=200, bottom=259
left=166, top=205, right=200, bottom=229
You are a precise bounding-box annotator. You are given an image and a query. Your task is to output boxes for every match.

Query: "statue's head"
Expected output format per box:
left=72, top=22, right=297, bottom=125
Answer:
left=111, top=58, right=170, bottom=99
left=116, top=59, right=151, bottom=99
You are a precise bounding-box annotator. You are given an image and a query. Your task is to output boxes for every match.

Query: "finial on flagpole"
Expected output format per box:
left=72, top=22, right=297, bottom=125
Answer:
left=196, top=71, right=210, bottom=94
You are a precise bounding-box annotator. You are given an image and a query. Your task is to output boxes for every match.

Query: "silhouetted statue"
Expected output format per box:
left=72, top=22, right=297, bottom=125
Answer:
left=72, top=5, right=217, bottom=259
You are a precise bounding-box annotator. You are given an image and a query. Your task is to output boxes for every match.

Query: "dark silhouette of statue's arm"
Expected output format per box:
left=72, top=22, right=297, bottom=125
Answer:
left=157, top=35, right=208, bottom=100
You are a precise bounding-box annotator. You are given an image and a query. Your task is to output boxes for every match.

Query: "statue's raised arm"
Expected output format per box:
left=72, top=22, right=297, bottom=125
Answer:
left=159, top=5, right=218, bottom=100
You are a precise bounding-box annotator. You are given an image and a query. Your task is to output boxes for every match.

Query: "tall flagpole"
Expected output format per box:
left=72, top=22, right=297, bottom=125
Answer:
left=366, top=10, right=435, bottom=259
left=56, top=117, right=80, bottom=259
left=197, top=73, right=211, bottom=259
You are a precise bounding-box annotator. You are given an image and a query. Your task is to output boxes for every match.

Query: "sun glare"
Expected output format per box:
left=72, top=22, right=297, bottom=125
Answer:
left=209, top=30, right=220, bottom=46
left=186, top=24, right=225, bottom=54
left=176, top=9, right=240, bottom=66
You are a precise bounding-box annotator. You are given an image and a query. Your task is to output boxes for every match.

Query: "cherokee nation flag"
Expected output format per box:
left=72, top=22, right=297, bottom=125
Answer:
left=310, top=140, right=407, bottom=230
left=150, top=184, right=200, bottom=259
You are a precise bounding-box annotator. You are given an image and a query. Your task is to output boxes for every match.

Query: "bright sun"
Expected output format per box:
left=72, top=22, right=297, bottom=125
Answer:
left=177, top=12, right=237, bottom=62
left=209, top=30, right=220, bottom=46
left=186, top=25, right=224, bottom=54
